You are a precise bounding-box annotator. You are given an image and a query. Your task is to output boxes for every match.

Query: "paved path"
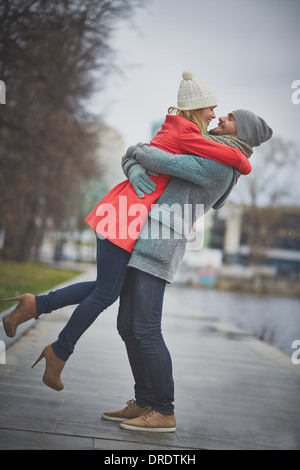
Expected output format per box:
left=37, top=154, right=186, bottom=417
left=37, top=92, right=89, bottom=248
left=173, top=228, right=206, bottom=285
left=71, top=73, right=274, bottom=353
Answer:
left=0, top=266, right=299, bottom=450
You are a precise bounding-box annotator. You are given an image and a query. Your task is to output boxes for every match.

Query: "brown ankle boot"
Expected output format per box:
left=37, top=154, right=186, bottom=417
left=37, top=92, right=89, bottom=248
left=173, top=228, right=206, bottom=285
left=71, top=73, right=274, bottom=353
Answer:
left=32, top=344, right=65, bottom=391
left=120, top=409, right=176, bottom=432
left=102, top=400, right=150, bottom=422
left=2, top=293, right=38, bottom=337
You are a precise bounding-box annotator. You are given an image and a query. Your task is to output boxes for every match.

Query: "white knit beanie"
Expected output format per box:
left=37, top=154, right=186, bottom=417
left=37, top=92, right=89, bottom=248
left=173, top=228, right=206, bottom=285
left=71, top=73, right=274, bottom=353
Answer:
left=177, top=69, right=218, bottom=110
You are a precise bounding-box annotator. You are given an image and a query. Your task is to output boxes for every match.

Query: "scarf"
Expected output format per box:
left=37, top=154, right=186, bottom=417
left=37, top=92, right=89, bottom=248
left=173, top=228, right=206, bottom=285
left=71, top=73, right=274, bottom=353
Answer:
left=204, top=132, right=253, bottom=159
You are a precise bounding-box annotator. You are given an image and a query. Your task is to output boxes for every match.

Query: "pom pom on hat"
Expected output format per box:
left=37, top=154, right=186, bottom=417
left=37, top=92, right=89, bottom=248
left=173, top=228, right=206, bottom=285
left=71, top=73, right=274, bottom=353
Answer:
left=177, top=69, right=218, bottom=110
left=182, top=69, right=195, bottom=80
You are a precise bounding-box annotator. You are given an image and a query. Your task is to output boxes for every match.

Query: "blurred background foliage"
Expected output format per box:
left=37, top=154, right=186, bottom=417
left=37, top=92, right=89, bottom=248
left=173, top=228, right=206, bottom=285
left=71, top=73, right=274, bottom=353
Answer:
left=0, top=0, right=143, bottom=262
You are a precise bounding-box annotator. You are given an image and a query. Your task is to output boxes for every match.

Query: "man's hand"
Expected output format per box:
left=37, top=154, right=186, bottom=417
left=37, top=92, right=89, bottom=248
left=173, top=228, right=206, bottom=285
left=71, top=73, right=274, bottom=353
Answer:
left=128, top=164, right=158, bottom=198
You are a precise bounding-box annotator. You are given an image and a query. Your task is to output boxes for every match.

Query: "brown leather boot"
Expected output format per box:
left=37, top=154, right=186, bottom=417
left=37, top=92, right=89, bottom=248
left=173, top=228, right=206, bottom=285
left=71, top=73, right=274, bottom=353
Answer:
left=120, top=408, right=176, bottom=432
left=31, top=344, right=65, bottom=391
left=2, top=293, right=38, bottom=337
left=102, top=400, right=150, bottom=422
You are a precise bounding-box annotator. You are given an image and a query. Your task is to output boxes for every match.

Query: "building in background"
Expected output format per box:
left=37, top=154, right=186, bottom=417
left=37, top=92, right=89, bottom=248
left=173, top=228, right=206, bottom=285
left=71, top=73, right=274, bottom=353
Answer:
left=175, top=203, right=300, bottom=293
left=209, top=203, right=300, bottom=278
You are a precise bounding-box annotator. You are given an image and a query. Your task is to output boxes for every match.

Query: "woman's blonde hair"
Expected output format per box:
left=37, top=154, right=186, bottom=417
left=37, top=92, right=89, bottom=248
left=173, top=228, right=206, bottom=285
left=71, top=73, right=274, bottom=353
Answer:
left=168, top=106, right=206, bottom=134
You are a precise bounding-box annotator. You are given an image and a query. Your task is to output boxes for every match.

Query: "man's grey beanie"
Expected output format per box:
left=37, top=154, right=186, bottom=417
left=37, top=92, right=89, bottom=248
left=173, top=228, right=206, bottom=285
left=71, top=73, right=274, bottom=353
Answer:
left=233, top=109, right=273, bottom=147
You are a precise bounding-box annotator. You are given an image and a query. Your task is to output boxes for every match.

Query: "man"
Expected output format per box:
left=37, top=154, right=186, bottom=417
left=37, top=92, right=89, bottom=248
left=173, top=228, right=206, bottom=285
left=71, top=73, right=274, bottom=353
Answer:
left=210, top=110, right=272, bottom=148
left=102, top=109, right=272, bottom=432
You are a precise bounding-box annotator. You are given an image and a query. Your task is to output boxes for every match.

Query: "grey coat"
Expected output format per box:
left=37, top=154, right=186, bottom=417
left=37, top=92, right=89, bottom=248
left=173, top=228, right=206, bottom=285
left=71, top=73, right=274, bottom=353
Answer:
left=122, top=144, right=238, bottom=283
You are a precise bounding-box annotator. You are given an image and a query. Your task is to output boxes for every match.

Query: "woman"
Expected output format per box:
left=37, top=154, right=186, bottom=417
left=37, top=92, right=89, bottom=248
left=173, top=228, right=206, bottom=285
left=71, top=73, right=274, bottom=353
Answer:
left=2, top=70, right=252, bottom=394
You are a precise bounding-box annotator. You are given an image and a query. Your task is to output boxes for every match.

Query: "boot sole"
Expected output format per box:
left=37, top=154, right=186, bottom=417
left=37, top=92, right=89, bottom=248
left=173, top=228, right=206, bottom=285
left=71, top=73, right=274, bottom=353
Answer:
left=120, top=422, right=176, bottom=432
left=102, top=414, right=125, bottom=422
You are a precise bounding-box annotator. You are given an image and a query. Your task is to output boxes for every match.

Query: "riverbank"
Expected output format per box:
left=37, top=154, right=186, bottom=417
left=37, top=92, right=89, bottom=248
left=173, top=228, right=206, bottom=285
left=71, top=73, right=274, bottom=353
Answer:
left=217, top=272, right=300, bottom=298
left=175, top=264, right=300, bottom=298
left=170, top=285, right=300, bottom=357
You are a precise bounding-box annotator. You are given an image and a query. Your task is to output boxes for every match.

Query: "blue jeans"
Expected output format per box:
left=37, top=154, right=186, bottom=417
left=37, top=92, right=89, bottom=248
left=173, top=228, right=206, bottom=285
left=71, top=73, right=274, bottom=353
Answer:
left=36, top=237, right=131, bottom=361
left=117, top=268, right=174, bottom=415
left=36, top=238, right=174, bottom=414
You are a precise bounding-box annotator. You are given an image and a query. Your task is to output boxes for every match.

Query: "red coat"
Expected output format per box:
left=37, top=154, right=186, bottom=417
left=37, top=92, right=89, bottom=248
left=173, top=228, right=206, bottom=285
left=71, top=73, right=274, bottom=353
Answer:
left=85, top=115, right=251, bottom=252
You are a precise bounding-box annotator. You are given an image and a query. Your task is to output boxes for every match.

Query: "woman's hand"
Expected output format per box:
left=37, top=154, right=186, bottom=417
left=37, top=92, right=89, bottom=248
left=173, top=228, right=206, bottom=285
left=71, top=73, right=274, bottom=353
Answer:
left=128, top=165, right=158, bottom=198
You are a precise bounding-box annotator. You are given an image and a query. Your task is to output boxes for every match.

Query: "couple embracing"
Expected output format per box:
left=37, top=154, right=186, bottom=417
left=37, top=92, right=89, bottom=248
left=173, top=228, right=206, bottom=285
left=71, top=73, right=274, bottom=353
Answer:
left=3, top=69, right=272, bottom=432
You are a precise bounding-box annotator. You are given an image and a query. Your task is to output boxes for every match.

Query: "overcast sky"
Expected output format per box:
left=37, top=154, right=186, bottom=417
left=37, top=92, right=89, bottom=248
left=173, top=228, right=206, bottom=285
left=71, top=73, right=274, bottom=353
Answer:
left=87, top=0, right=300, bottom=153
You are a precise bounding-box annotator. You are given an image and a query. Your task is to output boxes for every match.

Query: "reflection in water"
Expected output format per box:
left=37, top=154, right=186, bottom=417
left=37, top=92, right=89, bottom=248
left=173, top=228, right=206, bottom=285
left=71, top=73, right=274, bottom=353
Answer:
left=171, top=286, right=300, bottom=356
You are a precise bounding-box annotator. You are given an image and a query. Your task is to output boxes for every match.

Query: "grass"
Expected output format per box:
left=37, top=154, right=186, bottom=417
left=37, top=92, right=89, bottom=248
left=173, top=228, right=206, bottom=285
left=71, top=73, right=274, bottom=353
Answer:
left=0, top=260, right=83, bottom=312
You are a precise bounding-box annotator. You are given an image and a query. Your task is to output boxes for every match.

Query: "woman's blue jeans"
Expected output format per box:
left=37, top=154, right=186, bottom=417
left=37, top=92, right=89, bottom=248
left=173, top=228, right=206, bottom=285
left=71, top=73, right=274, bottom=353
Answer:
left=35, top=237, right=174, bottom=415
left=36, top=237, right=131, bottom=361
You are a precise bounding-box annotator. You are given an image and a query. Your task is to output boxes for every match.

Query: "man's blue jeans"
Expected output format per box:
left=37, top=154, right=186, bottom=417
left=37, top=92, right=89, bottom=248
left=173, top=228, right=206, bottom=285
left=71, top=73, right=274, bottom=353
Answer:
left=35, top=237, right=174, bottom=415
left=117, top=268, right=174, bottom=415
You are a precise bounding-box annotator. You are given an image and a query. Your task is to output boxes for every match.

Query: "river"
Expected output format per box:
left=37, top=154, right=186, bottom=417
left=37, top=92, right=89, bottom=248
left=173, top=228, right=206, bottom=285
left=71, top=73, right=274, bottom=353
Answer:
left=170, top=285, right=300, bottom=357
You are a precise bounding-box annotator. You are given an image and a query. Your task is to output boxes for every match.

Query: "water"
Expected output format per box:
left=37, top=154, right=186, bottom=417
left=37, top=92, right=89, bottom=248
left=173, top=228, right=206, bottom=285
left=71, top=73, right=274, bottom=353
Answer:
left=171, top=286, right=300, bottom=357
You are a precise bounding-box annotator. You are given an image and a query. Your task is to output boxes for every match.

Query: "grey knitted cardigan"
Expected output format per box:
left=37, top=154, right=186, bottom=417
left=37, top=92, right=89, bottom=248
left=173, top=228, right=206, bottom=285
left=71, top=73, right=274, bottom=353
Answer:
left=122, top=144, right=239, bottom=283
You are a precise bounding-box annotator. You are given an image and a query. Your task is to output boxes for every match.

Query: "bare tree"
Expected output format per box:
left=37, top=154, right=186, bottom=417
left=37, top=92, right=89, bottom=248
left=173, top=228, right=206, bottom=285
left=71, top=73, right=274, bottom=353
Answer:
left=235, top=137, right=300, bottom=265
left=0, top=0, right=143, bottom=261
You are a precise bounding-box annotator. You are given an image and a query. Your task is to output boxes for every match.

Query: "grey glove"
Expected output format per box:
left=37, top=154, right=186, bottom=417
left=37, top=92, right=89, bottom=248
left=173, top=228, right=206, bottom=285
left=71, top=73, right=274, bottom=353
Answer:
left=128, top=164, right=158, bottom=199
